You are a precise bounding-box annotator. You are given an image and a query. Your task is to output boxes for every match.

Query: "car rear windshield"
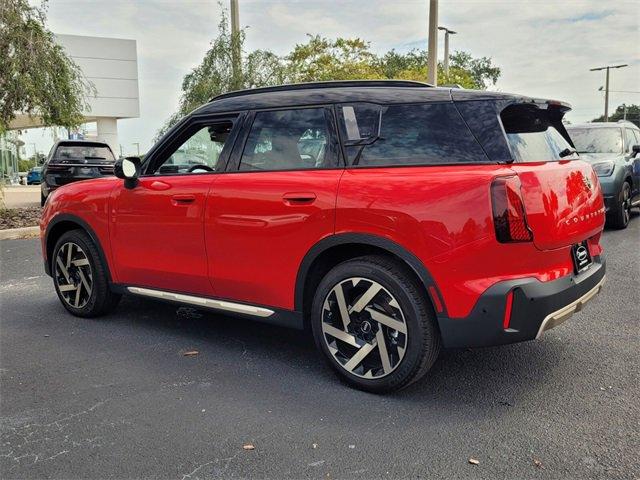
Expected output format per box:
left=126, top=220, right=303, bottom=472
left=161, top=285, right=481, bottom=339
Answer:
left=501, top=104, right=575, bottom=162
left=337, top=102, right=488, bottom=166
left=566, top=127, right=623, bottom=154
left=53, top=144, right=115, bottom=162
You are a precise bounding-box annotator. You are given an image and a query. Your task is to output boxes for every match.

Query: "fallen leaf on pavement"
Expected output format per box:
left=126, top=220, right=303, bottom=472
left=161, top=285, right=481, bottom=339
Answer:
left=533, top=458, right=543, bottom=469
left=183, top=350, right=199, bottom=356
left=243, top=443, right=255, bottom=450
left=468, top=458, right=480, bottom=465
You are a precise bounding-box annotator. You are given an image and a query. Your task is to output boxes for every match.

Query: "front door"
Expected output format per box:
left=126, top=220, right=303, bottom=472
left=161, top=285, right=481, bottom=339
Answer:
left=206, top=106, right=344, bottom=310
left=110, top=117, right=239, bottom=296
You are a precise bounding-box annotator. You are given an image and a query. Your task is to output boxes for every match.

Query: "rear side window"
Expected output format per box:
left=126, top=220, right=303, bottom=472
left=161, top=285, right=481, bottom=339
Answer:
left=501, top=105, right=575, bottom=162
left=239, top=108, right=338, bottom=171
left=337, top=103, right=488, bottom=166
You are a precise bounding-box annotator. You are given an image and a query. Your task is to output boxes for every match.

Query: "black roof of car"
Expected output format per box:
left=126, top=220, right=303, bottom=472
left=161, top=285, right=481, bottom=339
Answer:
left=194, top=80, right=567, bottom=116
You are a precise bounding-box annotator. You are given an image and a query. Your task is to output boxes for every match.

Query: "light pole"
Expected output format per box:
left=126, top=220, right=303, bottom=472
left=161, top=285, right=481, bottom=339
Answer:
left=426, top=0, right=438, bottom=86
left=230, top=0, right=242, bottom=90
left=590, top=64, right=628, bottom=121
left=438, top=26, right=456, bottom=76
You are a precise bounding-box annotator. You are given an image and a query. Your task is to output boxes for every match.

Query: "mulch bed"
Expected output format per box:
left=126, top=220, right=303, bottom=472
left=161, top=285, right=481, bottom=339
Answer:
left=0, top=207, right=42, bottom=230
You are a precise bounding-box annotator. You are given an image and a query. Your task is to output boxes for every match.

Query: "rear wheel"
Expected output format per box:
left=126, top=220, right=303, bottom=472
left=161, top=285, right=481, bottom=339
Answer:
left=609, top=182, right=631, bottom=229
left=40, top=192, right=46, bottom=207
left=52, top=230, right=120, bottom=317
left=311, top=255, right=440, bottom=393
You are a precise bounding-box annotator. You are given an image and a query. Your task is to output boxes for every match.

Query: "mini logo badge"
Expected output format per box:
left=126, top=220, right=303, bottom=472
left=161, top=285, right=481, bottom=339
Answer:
left=576, top=245, right=588, bottom=262
left=583, top=174, right=592, bottom=191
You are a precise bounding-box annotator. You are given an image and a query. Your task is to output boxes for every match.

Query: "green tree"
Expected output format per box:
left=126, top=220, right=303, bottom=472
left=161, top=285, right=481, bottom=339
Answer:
left=0, top=0, right=94, bottom=134
left=449, top=51, right=501, bottom=89
left=286, top=35, right=382, bottom=82
left=592, top=104, right=640, bottom=128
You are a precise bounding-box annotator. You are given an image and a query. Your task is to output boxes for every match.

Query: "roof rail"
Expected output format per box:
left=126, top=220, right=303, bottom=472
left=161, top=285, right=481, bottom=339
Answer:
left=209, top=80, right=432, bottom=102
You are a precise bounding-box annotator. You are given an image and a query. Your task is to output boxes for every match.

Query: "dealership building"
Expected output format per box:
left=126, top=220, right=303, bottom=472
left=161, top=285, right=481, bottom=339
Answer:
left=1, top=34, right=139, bottom=182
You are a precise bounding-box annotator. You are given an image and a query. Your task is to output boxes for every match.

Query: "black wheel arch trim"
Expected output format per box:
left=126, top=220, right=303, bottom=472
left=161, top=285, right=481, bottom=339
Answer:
left=44, top=213, right=112, bottom=281
left=294, top=233, right=447, bottom=317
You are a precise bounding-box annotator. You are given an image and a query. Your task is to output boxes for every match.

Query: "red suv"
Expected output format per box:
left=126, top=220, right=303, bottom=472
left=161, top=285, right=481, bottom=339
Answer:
left=40, top=81, right=606, bottom=392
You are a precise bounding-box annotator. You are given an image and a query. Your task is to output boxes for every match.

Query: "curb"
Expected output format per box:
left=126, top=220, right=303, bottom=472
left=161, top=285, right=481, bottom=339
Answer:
left=0, top=226, right=40, bottom=240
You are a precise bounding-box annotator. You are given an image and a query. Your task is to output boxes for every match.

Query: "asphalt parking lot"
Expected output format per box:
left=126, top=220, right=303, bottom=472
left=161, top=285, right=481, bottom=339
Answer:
left=1, top=218, right=638, bottom=480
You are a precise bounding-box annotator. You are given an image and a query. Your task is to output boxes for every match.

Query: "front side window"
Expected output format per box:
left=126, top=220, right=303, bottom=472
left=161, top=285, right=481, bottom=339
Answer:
left=156, top=122, right=233, bottom=175
left=239, top=108, right=337, bottom=171
left=338, top=102, right=488, bottom=166
left=567, top=127, right=623, bottom=155
left=502, top=105, right=575, bottom=162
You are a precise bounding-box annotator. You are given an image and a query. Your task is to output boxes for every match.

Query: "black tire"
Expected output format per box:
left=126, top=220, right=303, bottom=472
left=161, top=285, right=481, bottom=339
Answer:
left=52, top=230, right=121, bottom=317
left=40, top=192, right=46, bottom=207
left=608, top=181, right=631, bottom=230
left=311, top=255, right=441, bottom=393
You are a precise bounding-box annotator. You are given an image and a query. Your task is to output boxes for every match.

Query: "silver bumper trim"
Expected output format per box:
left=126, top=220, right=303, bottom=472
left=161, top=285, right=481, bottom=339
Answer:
left=535, top=275, right=606, bottom=339
left=127, top=287, right=274, bottom=318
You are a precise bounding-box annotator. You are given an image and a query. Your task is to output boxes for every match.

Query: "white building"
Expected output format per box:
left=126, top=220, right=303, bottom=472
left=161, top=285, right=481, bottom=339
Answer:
left=9, top=34, right=140, bottom=155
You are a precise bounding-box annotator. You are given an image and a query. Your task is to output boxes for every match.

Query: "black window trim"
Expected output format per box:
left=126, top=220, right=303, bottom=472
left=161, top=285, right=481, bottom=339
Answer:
left=141, top=112, right=244, bottom=176
left=226, top=104, right=345, bottom=173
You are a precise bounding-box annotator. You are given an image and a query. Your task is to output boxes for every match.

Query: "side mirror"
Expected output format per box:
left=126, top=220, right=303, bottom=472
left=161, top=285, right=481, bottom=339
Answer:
left=114, top=156, right=141, bottom=189
left=632, top=145, right=640, bottom=157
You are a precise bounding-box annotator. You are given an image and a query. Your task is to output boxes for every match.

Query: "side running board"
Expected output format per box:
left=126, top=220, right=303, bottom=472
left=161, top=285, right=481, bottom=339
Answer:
left=127, top=286, right=275, bottom=318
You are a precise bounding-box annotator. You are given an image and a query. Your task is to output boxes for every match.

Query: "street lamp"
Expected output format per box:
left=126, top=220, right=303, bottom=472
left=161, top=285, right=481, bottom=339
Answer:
left=438, top=26, right=457, bottom=76
left=590, top=64, right=628, bottom=121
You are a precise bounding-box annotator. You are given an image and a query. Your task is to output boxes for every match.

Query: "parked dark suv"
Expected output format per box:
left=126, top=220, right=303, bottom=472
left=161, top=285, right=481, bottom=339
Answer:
left=567, top=121, right=640, bottom=229
left=41, top=81, right=606, bottom=392
left=41, top=140, right=116, bottom=206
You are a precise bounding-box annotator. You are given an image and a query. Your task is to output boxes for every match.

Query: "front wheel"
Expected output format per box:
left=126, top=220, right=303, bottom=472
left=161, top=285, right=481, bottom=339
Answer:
left=52, top=230, right=121, bottom=317
left=609, top=182, right=631, bottom=229
left=311, top=255, right=441, bottom=393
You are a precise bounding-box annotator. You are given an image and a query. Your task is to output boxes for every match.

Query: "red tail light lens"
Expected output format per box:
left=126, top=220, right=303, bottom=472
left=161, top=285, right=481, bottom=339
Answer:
left=491, top=176, right=533, bottom=243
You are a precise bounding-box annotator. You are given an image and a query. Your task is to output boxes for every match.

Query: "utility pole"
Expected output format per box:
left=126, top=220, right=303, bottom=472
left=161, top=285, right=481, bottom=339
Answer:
left=590, top=64, right=627, bottom=121
left=438, top=26, right=457, bottom=76
left=230, top=0, right=242, bottom=90
left=426, top=0, right=438, bottom=86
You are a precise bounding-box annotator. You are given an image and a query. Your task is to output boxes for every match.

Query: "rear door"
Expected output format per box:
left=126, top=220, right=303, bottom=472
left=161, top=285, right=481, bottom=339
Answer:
left=500, top=103, right=604, bottom=250
left=205, top=106, right=343, bottom=310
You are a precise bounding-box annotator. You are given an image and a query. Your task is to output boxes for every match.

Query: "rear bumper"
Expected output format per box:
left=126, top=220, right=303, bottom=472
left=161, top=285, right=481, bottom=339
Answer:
left=437, top=255, right=606, bottom=348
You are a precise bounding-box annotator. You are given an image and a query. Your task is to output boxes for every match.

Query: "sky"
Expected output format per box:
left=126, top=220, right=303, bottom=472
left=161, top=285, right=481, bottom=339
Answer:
left=21, top=0, right=640, bottom=156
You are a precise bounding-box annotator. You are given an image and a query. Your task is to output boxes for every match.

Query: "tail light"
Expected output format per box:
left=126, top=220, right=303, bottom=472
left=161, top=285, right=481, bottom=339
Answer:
left=491, top=176, right=533, bottom=243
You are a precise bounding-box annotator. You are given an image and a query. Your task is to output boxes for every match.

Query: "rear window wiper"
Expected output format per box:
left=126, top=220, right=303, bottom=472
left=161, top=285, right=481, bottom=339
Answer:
left=84, top=156, right=107, bottom=160
left=559, top=148, right=578, bottom=158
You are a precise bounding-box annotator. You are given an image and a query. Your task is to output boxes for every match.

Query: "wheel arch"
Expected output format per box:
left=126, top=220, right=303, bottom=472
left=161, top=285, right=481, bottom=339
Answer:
left=295, top=233, right=446, bottom=321
left=45, top=214, right=112, bottom=281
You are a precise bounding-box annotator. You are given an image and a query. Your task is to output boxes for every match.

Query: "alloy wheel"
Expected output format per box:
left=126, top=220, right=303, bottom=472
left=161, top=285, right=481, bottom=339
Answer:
left=55, top=242, right=93, bottom=309
left=321, top=277, right=407, bottom=379
left=622, top=183, right=631, bottom=226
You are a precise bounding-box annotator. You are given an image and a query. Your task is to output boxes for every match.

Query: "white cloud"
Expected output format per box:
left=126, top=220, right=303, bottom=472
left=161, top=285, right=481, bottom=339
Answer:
left=21, top=0, right=640, bottom=155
